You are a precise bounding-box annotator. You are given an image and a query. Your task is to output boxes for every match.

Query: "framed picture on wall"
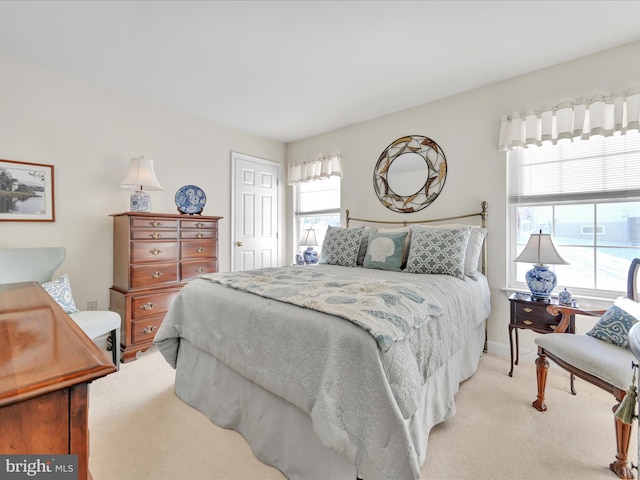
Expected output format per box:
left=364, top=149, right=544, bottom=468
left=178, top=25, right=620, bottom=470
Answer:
left=0, top=159, right=55, bottom=222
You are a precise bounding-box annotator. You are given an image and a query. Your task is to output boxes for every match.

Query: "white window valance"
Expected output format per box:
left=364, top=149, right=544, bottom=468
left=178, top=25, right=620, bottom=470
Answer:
left=287, top=154, right=342, bottom=185
left=499, top=86, right=640, bottom=152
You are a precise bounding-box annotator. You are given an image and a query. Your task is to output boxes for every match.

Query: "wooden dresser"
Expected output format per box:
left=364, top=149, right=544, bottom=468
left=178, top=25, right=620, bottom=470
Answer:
left=110, top=212, right=222, bottom=362
left=0, top=282, right=116, bottom=480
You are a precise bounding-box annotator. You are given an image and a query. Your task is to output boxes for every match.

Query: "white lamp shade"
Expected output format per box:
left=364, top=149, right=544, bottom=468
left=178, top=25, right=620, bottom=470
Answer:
left=119, top=156, right=163, bottom=191
left=514, top=231, right=568, bottom=266
left=298, top=228, right=319, bottom=247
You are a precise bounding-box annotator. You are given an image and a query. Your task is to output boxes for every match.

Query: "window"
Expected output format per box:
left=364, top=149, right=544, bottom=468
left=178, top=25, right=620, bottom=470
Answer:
left=508, top=131, right=640, bottom=297
left=295, top=176, right=341, bottom=257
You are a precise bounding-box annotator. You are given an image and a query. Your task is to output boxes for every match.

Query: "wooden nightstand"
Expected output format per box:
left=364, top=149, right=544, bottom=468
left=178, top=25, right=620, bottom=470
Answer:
left=508, top=292, right=576, bottom=383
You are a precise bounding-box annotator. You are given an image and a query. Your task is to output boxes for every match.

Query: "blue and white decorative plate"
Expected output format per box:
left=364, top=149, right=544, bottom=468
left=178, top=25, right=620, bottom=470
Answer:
left=175, top=185, right=206, bottom=214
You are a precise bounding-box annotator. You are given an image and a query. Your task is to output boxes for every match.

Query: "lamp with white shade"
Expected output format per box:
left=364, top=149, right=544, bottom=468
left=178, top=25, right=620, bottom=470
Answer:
left=299, top=227, right=319, bottom=264
left=514, top=230, right=569, bottom=301
left=119, top=156, right=163, bottom=212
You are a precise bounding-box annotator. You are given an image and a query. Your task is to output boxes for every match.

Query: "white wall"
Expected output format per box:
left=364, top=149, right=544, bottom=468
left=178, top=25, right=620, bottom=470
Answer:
left=286, top=40, right=640, bottom=357
left=0, top=53, right=286, bottom=311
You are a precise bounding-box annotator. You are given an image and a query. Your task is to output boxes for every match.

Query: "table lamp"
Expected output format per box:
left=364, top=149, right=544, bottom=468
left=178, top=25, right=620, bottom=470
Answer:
left=514, top=230, right=568, bottom=301
left=119, top=156, right=163, bottom=212
left=299, top=228, right=319, bottom=264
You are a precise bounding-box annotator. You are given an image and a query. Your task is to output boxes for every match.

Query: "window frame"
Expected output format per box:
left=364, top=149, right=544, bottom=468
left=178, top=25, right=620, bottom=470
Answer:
left=507, top=131, right=640, bottom=300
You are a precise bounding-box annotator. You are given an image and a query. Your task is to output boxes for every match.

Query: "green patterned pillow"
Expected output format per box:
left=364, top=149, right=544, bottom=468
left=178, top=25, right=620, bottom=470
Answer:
left=363, top=231, right=408, bottom=271
left=586, top=297, right=640, bottom=349
left=319, top=226, right=365, bottom=267
left=404, top=225, right=471, bottom=279
left=42, top=274, right=80, bottom=314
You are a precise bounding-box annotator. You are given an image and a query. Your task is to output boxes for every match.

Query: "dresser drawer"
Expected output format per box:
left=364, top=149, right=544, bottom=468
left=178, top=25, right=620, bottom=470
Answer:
left=131, top=290, right=180, bottom=320
left=131, top=241, right=178, bottom=263
left=130, top=263, right=178, bottom=289
left=181, top=240, right=217, bottom=260
left=180, top=229, right=216, bottom=240
left=131, top=315, right=165, bottom=345
left=181, top=219, right=218, bottom=230
left=131, top=218, right=178, bottom=230
left=131, top=229, right=178, bottom=240
left=181, top=259, right=218, bottom=281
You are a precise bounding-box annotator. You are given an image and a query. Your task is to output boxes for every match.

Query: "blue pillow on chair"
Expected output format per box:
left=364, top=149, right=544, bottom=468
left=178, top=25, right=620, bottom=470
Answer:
left=42, top=274, right=80, bottom=314
left=586, top=296, right=640, bottom=349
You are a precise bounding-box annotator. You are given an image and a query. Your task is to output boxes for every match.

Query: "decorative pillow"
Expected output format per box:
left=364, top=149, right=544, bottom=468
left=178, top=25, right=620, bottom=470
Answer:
left=363, top=231, right=408, bottom=271
left=357, top=227, right=377, bottom=266
left=42, top=274, right=80, bottom=314
left=377, top=227, right=411, bottom=268
left=404, top=225, right=471, bottom=279
left=464, top=227, right=488, bottom=278
left=586, top=296, right=640, bottom=349
left=319, top=226, right=365, bottom=267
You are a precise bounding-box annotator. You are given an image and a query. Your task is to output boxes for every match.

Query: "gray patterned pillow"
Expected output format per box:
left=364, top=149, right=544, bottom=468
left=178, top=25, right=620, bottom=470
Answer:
left=319, top=226, right=365, bottom=267
left=404, top=225, right=471, bottom=279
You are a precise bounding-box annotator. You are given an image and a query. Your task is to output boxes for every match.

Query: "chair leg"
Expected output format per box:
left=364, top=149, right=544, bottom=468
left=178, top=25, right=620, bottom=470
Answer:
left=532, top=353, right=549, bottom=412
left=109, top=329, right=120, bottom=370
left=610, top=402, right=634, bottom=479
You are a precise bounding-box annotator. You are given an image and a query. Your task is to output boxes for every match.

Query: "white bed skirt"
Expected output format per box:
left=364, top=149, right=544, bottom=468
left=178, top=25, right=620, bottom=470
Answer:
left=173, top=322, right=485, bottom=480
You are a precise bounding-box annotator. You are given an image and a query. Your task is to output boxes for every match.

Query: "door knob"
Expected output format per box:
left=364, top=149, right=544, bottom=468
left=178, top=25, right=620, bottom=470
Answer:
left=236, top=241, right=243, bottom=247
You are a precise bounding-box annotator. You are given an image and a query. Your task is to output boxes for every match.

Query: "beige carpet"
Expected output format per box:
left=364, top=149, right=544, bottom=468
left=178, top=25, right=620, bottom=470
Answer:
left=89, top=347, right=637, bottom=480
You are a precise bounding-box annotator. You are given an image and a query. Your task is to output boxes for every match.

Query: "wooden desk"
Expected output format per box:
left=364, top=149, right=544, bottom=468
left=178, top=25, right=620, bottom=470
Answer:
left=0, top=282, right=117, bottom=480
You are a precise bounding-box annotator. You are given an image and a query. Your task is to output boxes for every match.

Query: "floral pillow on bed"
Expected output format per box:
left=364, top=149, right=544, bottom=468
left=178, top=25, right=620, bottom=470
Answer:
left=319, top=226, right=365, bottom=267
left=404, top=225, right=471, bottom=279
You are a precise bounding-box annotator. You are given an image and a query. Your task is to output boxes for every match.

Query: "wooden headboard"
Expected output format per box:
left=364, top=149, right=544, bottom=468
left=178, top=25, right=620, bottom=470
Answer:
left=344, top=201, right=488, bottom=275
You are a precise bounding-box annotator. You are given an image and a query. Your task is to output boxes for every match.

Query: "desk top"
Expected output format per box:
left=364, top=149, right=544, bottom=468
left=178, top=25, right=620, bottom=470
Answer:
left=0, top=282, right=116, bottom=407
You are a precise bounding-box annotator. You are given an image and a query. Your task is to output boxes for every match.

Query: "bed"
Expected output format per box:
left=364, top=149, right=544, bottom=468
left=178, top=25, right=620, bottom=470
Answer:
left=154, top=202, right=490, bottom=480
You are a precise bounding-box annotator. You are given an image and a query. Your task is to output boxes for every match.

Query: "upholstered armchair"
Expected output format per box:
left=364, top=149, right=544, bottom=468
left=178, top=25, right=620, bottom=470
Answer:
left=532, top=258, right=640, bottom=479
left=0, top=247, right=121, bottom=369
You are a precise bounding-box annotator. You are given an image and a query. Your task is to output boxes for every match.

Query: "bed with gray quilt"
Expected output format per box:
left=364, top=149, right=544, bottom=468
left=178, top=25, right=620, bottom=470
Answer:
left=154, top=208, right=490, bottom=480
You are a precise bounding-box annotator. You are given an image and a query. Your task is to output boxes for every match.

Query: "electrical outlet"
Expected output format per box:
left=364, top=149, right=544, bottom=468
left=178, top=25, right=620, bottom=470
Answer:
left=87, top=300, right=98, bottom=311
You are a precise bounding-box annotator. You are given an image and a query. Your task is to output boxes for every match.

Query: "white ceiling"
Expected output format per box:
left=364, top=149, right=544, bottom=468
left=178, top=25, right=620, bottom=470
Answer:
left=1, top=1, right=639, bottom=144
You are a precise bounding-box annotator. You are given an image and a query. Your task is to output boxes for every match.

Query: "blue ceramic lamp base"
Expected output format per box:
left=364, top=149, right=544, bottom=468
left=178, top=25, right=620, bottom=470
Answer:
left=525, top=264, right=557, bottom=301
left=303, top=247, right=319, bottom=265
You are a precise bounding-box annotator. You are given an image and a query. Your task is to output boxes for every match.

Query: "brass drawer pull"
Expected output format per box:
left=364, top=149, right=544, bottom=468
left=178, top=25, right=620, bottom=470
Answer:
left=523, top=307, right=533, bottom=313
left=196, top=232, right=204, bottom=239
left=140, top=325, right=157, bottom=334
left=195, top=266, right=204, bottom=273
left=150, top=248, right=161, bottom=255
left=151, top=271, right=162, bottom=278
left=149, top=221, right=161, bottom=228
left=196, top=222, right=205, bottom=228
left=140, top=302, right=157, bottom=311
left=150, top=232, right=160, bottom=239
left=196, top=247, right=205, bottom=254
left=523, top=320, right=533, bottom=326
left=550, top=324, right=557, bottom=330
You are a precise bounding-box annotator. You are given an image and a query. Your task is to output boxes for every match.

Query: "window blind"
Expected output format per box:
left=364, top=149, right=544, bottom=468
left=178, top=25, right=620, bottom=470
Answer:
left=508, top=132, right=640, bottom=204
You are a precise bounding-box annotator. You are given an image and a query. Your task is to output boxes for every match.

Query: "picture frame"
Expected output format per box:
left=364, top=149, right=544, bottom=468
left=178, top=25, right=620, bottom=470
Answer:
left=0, top=159, right=55, bottom=222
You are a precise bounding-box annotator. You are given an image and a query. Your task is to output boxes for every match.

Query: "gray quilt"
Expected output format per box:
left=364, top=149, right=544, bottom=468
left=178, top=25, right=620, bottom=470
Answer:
left=154, top=265, right=491, bottom=480
left=199, top=266, right=444, bottom=351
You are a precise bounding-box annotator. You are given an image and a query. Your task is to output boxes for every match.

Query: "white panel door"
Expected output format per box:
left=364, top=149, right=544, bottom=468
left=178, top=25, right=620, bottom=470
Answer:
left=232, top=152, right=279, bottom=271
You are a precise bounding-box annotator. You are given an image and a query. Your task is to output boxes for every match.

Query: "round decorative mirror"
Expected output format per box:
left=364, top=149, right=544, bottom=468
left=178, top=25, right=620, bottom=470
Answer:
left=373, top=135, right=447, bottom=213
